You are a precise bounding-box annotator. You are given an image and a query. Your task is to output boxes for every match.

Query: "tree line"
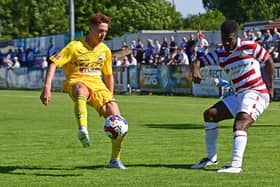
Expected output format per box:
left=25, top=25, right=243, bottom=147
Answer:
left=0, top=0, right=279, bottom=40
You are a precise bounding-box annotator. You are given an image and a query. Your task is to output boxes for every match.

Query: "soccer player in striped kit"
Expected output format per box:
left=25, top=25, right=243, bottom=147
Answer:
left=191, top=20, right=274, bottom=173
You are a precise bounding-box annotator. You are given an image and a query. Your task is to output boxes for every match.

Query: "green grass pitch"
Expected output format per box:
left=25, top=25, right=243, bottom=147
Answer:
left=0, top=90, right=279, bottom=186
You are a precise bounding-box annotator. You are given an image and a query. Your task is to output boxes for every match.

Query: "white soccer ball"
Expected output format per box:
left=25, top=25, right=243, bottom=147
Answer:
left=104, top=115, right=128, bottom=139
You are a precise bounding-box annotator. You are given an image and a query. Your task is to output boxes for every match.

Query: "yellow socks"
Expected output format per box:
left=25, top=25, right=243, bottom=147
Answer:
left=74, top=96, right=87, bottom=128
left=111, top=138, right=124, bottom=160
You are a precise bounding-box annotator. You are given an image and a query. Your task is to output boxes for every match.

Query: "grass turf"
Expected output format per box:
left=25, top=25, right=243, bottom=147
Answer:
left=0, top=90, right=279, bottom=186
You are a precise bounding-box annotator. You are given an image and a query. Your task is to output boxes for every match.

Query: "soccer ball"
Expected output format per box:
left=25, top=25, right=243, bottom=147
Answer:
left=104, top=115, right=128, bottom=139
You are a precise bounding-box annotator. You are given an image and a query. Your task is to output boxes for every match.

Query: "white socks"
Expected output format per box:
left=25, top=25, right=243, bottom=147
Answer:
left=204, top=123, right=247, bottom=167
left=231, top=130, right=247, bottom=168
left=204, top=122, right=219, bottom=162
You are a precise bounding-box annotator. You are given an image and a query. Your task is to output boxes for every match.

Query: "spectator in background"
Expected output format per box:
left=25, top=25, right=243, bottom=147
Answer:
left=180, top=37, right=188, bottom=51
left=129, top=53, right=137, bottom=66
left=7, top=49, right=15, bottom=59
left=159, top=45, right=171, bottom=64
left=112, top=55, right=122, bottom=66
left=144, top=39, right=155, bottom=64
left=26, top=48, right=35, bottom=67
left=189, top=33, right=196, bottom=42
left=169, top=35, right=177, bottom=56
left=0, top=50, right=4, bottom=67
left=241, top=31, right=249, bottom=40
left=130, top=40, right=137, bottom=56
left=135, top=39, right=144, bottom=64
left=176, top=47, right=189, bottom=65
left=255, top=31, right=263, bottom=45
left=196, top=32, right=209, bottom=58
left=159, top=36, right=169, bottom=57
left=263, top=29, right=273, bottom=50
left=121, top=41, right=128, bottom=50
left=185, top=40, right=197, bottom=64
left=41, top=56, right=48, bottom=69
left=18, top=48, right=27, bottom=67
left=248, top=31, right=256, bottom=41
left=154, top=39, right=161, bottom=56
left=122, top=55, right=130, bottom=67
left=12, top=56, right=21, bottom=69
left=168, top=47, right=189, bottom=66
left=2, top=54, right=13, bottom=69
left=272, top=27, right=280, bottom=53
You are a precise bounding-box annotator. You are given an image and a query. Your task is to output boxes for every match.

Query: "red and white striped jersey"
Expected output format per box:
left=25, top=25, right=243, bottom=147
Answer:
left=199, top=38, right=270, bottom=94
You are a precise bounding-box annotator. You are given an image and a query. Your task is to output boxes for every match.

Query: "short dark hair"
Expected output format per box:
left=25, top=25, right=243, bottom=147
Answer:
left=89, top=13, right=111, bottom=26
left=221, top=20, right=238, bottom=35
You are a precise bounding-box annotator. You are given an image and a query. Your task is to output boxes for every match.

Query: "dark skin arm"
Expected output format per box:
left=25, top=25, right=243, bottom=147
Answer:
left=191, top=59, right=205, bottom=84
left=264, top=56, right=274, bottom=102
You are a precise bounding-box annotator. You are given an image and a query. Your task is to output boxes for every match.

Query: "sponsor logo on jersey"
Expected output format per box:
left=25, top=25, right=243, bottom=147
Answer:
left=98, top=55, right=103, bottom=63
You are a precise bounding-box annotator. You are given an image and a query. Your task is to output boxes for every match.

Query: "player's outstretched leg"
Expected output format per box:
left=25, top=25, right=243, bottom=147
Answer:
left=74, top=95, right=90, bottom=147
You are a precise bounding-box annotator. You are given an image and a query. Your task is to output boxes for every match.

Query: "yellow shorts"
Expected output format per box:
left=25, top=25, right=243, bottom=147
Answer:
left=64, top=75, right=116, bottom=114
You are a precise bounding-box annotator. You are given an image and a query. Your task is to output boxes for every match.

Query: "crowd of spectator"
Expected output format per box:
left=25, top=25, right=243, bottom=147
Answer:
left=114, top=27, right=280, bottom=67
left=114, top=31, right=207, bottom=67
left=0, top=43, right=56, bottom=70
left=241, top=27, right=280, bottom=60
left=1, top=27, right=280, bottom=71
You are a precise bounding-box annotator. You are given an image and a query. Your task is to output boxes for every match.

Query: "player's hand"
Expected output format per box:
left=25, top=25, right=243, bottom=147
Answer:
left=191, top=63, right=202, bottom=84
left=40, top=87, right=51, bottom=106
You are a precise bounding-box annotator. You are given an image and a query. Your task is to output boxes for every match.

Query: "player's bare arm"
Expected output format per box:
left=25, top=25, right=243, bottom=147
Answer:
left=40, top=62, right=57, bottom=106
left=104, top=74, right=114, bottom=93
left=191, top=59, right=204, bottom=84
left=265, top=56, right=274, bottom=101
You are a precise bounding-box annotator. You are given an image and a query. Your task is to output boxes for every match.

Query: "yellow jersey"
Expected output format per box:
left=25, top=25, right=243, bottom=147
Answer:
left=50, top=37, right=112, bottom=81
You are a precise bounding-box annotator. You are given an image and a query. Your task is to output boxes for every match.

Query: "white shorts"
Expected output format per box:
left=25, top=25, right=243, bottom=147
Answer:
left=222, top=90, right=270, bottom=121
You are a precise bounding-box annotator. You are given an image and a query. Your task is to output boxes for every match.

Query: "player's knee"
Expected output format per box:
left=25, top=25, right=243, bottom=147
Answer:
left=72, top=82, right=89, bottom=97
left=101, top=102, right=120, bottom=118
left=203, top=108, right=217, bottom=122
left=233, top=122, right=248, bottom=131
left=233, top=113, right=253, bottom=131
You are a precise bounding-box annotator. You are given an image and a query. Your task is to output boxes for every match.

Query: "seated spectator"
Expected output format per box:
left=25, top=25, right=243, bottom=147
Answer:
left=159, top=47, right=171, bottom=64
left=129, top=54, right=137, bottom=66
left=176, top=47, right=189, bottom=65
left=112, top=55, right=122, bottom=66
left=11, top=56, right=21, bottom=69
left=122, top=56, right=130, bottom=67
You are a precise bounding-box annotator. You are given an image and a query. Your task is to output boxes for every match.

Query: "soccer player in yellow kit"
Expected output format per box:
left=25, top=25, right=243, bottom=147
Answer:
left=40, top=13, right=127, bottom=169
